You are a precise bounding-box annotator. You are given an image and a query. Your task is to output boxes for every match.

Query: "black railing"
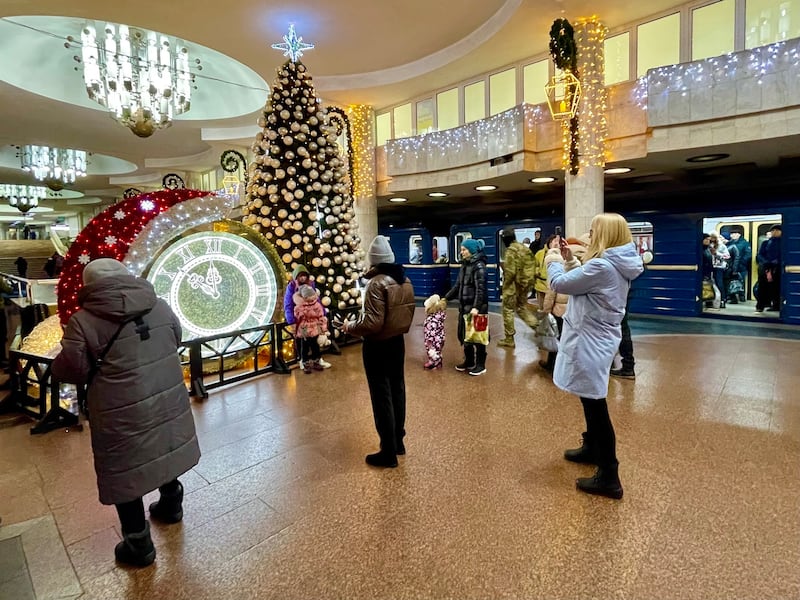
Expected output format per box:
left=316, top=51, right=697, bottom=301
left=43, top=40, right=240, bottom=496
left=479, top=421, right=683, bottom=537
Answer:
left=2, top=309, right=366, bottom=432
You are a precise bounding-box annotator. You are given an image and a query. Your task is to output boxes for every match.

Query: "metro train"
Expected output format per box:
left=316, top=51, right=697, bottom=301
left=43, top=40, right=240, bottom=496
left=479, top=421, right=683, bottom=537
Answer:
left=380, top=193, right=800, bottom=325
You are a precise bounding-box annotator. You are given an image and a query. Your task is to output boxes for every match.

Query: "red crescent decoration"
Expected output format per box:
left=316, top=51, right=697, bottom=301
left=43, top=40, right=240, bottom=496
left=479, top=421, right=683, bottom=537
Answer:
left=57, top=189, right=213, bottom=324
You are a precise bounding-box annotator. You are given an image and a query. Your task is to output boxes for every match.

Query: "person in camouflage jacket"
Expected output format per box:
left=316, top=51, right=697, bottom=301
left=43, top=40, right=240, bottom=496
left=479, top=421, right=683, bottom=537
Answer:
left=498, top=226, right=538, bottom=348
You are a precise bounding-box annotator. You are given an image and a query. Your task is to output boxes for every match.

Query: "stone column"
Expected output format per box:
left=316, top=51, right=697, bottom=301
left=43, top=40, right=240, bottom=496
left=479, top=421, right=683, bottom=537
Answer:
left=345, top=105, right=378, bottom=249
left=564, top=18, right=608, bottom=238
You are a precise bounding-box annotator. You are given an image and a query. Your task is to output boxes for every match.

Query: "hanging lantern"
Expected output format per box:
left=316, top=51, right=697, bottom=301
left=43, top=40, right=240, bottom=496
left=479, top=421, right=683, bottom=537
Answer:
left=544, top=71, right=582, bottom=121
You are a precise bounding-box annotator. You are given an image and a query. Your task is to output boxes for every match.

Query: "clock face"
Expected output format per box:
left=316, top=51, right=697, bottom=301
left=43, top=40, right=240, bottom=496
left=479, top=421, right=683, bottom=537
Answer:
left=146, top=231, right=278, bottom=349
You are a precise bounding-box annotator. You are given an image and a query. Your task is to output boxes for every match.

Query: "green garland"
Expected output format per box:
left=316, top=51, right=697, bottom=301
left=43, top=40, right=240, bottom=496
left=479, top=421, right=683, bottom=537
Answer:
left=549, top=19, right=580, bottom=176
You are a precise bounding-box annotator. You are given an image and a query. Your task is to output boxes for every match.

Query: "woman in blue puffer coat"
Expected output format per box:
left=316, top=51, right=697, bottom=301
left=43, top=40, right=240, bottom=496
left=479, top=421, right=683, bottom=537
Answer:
left=545, top=213, right=644, bottom=500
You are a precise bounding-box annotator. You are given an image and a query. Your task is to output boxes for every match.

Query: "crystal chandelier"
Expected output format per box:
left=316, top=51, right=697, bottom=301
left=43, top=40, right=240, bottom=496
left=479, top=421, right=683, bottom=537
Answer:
left=0, top=184, right=47, bottom=213
left=71, top=22, right=197, bottom=137
left=20, top=145, right=87, bottom=189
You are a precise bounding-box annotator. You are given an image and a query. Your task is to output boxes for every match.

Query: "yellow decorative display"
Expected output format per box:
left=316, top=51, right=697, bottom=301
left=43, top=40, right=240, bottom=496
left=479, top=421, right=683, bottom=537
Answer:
left=345, top=104, right=375, bottom=200
left=574, top=17, right=609, bottom=169
left=545, top=71, right=582, bottom=121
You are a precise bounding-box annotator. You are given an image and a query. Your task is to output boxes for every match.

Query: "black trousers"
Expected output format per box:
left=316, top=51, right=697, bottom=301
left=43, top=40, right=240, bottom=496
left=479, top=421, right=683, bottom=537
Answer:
left=756, top=267, right=781, bottom=310
left=115, top=479, right=180, bottom=534
left=618, top=308, right=634, bottom=371
left=299, top=337, right=321, bottom=362
left=580, top=398, right=618, bottom=470
left=362, top=336, right=406, bottom=456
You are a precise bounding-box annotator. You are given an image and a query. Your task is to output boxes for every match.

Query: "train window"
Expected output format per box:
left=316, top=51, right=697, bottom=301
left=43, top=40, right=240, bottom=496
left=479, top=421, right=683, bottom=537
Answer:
left=498, top=227, right=541, bottom=262
left=433, top=236, right=448, bottom=264
left=409, top=235, right=423, bottom=264
left=455, top=232, right=472, bottom=259
left=628, top=221, right=653, bottom=256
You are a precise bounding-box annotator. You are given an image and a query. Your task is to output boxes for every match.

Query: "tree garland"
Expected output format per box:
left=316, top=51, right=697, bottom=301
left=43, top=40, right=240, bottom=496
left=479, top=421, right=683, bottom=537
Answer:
left=549, top=19, right=580, bottom=176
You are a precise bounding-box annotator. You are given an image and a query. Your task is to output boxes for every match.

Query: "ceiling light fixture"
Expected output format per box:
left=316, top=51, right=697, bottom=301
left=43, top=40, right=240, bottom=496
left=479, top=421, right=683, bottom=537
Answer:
left=427, top=192, right=449, bottom=198
left=475, top=185, right=497, bottom=191
left=0, top=184, right=47, bottom=213
left=67, top=22, right=200, bottom=137
left=388, top=197, right=408, bottom=203
left=20, top=145, right=87, bottom=189
left=604, top=167, right=632, bottom=175
left=686, top=153, right=730, bottom=163
left=530, top=176, right=557, bottom=183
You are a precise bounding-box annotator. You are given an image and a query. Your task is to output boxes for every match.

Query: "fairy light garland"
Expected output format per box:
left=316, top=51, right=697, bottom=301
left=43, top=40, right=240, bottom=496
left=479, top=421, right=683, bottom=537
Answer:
left=633, top=38, right=800, bottom=110
left=57, top=188, right=213, bottom=324
left=574, top=17, right=608, bottom=169
left=345, top=104, right=375, bottom=200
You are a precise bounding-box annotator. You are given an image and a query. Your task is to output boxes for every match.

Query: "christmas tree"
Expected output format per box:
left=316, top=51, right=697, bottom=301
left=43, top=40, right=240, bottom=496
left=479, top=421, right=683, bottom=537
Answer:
left=243, top=29, right=364, bottom=314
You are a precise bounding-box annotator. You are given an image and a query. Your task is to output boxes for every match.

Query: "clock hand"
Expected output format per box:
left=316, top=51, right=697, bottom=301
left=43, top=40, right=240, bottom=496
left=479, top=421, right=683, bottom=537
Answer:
left=206, top=261, right=221, bottom=299
left=186, top=272, right=216, bottom=298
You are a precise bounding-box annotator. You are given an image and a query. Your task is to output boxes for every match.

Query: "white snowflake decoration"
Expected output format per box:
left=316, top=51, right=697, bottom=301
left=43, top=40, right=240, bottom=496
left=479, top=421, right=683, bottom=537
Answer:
left=114, top=210, right=126, bottom=220
left=78, top=253, right=91, bottom=265
left=139, top=200, right=155, bottom=212
left=105, top=235, right=118, bottom=245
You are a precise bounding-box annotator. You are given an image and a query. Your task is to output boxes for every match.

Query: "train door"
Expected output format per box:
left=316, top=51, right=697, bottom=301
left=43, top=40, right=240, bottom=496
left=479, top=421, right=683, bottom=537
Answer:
left=453, top=231, right=472, bottom=264
left=702, top=214, right=782, bottom=319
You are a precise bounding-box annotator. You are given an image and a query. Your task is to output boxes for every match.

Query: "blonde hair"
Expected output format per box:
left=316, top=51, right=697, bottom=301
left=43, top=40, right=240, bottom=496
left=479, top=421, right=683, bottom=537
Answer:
left=584, top=213, right=633, bottom=262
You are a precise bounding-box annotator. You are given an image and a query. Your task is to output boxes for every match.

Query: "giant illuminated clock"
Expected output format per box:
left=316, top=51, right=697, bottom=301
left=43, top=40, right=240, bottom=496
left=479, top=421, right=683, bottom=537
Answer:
left=146, top=230, right=278, bottom=351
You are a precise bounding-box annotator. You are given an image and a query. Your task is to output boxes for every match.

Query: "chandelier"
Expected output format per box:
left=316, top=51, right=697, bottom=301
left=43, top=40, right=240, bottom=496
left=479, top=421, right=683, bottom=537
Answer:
left=0, top=184, right=47, bottom=213
left=20, top=145, right=87, bottom=189
left=70, top=22, right=198, bottom=137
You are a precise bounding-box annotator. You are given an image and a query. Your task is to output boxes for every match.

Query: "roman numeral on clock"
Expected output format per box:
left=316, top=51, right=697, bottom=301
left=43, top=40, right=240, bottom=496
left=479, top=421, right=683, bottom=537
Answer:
left=205, top=238, right=222, bottom=254
left=177, top=246, right=195, bottom=265
left=256, top=284, right=271, bottom=296
left=250, top=308, right=267, bottom=323
left=158, top=268, right=177, bottom=281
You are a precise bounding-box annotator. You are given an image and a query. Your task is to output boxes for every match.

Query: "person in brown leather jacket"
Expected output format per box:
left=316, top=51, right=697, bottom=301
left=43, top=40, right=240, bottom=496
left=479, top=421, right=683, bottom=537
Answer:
left=342, top=235, right=415, bottom=468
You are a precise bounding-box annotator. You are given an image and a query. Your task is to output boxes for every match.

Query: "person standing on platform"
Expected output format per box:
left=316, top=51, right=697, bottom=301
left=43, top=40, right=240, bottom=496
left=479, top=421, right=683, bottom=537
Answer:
left=14, top=256, right=28, bottom=279
left=52, top=258, right=200, bottom=567
left=756, top=224, right=782, bottom=312
left=497, top=226, right=537, bottom=348
left=284, top=264, right=331, bottom=369
left=545, top=214, right=643, bottom=500
left=726, top=227, right=750, bottom=303
left=341, top=236, right=415, bottom=468
left=444, top=238, right=489, bottom=376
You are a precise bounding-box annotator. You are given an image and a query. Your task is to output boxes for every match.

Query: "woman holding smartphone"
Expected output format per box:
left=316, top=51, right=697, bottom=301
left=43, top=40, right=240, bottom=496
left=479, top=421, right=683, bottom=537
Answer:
left=544, top=214, right=643, bottom=499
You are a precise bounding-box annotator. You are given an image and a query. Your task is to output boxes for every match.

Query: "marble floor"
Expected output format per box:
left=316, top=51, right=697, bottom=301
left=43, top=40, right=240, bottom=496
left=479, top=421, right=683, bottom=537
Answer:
left=0, top=308, right=798, bottom=600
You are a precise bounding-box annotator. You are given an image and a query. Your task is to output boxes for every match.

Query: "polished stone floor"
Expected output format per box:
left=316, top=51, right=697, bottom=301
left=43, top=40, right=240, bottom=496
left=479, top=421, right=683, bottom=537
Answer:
left=0, top=308, right=798, bottom=600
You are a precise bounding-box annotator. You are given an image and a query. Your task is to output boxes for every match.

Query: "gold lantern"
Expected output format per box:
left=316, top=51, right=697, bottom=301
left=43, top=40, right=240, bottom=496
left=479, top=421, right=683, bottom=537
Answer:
left=544, top=71, right=582, bottom=121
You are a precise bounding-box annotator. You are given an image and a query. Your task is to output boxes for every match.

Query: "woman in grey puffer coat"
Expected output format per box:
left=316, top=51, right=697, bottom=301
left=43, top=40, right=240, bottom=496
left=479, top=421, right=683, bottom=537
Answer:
left=52, top=259, right=200, bottom=567
left=545, top=214, right=643, bottom=501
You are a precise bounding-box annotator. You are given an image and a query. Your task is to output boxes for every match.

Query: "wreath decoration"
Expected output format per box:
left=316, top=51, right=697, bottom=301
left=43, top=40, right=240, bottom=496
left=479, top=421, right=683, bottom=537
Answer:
left=549, top=19, right=580, bottom=176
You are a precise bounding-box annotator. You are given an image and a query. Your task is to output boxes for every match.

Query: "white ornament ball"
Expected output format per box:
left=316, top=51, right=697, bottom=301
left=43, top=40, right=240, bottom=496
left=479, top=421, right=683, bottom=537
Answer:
left=312, top=257, right=322, bottom=267
left=280, top=110, right=290, bottom=119
left=322, top=258, right=331, bottom=267
left=321, top=296, right=331, bottom=307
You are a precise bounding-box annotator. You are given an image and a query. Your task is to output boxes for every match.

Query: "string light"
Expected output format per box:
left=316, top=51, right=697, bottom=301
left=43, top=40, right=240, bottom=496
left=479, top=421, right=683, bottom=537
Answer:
left=574, top=16, right=608, bottom=169
left=387, top=104, right=546, bottom=163
left=633, top=38, right=800, bottom=110
left=57, top=188, right=213, bottom=324
left=346, top=104, right=375, bottom=200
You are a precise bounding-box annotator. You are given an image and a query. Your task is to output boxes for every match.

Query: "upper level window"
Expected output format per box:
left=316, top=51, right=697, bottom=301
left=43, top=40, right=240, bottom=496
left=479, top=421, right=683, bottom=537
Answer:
left=604, top=32, right=630, bottom=85
left=523, top=60, right=548, bottom=105
left=376, top=112, right=391, bottom=146
left=637, top=13, right=681, bottom=77
left=693, top=0, right=735, bottom=60
left=489, top=68, right=516, bottom=115
left=416, top=99, right=434, bottom=134
left=393, top=103, right=412, bottom=139
left=464, top=81, right=486, bottom=124
left=746, top=0, right=800, bottom=48
left=437, top=88, right=459, bottom=131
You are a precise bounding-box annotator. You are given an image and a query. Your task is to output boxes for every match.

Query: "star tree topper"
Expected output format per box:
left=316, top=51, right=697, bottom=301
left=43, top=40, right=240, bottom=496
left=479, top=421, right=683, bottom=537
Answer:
left=271, top=24, right=314, bottom=62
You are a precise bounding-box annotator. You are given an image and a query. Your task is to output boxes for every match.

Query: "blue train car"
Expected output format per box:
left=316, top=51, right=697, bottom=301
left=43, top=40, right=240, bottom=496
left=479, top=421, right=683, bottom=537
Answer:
left=449, top=217, right=563, bottom=302
left=623, top=202, right=800, bottom=325
left=379, top=226, right=451, bottom=297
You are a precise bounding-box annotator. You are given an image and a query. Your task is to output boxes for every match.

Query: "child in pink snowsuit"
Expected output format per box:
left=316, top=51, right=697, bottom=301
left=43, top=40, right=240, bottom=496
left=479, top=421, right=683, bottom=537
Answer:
left=423, top=294, right=447, bottom=370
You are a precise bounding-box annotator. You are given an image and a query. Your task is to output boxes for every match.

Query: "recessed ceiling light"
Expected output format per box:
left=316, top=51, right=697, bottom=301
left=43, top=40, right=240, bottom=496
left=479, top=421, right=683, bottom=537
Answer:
left=686, top=153, right=730, bottom=163
left=475, top=185, right=497, bottom=191
left=388, top=197, right=407, bottom=203
left=427, top=192, right=449, bottom=198
left=604, top=167, right=632, bottom=175
left=530, top=176, right=556, bottom=184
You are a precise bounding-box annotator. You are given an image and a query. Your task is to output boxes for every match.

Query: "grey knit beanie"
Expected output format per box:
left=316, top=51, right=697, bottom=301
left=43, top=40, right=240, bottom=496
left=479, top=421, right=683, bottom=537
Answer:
left=82, top=258, right=131, bottom=285
left=367, top=235, right=395, bottom=266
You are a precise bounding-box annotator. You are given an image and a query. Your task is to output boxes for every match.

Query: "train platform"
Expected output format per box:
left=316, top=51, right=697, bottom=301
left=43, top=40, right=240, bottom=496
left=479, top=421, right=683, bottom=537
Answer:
left=0, top=307, right=798, bottom=600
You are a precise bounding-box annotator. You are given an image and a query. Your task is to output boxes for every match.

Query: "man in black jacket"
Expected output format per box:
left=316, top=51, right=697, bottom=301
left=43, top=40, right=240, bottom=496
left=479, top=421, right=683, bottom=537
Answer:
left=343, top=236, right=415, bottom=468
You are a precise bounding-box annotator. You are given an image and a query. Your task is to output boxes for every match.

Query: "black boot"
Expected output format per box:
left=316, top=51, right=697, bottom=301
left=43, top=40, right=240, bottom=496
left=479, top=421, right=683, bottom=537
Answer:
left=365, top=451, right=398, bottom=468
left=576, top=466, right=623, bottom=499
left=114, top=521, right=156, bottom=567
left=469, top=344, right=487, bottom=376
left=564, top=432, right=595, bottom=464
left=455, top=344, right=475, bottom=372
left=148, top=481, right=184, bottom=524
